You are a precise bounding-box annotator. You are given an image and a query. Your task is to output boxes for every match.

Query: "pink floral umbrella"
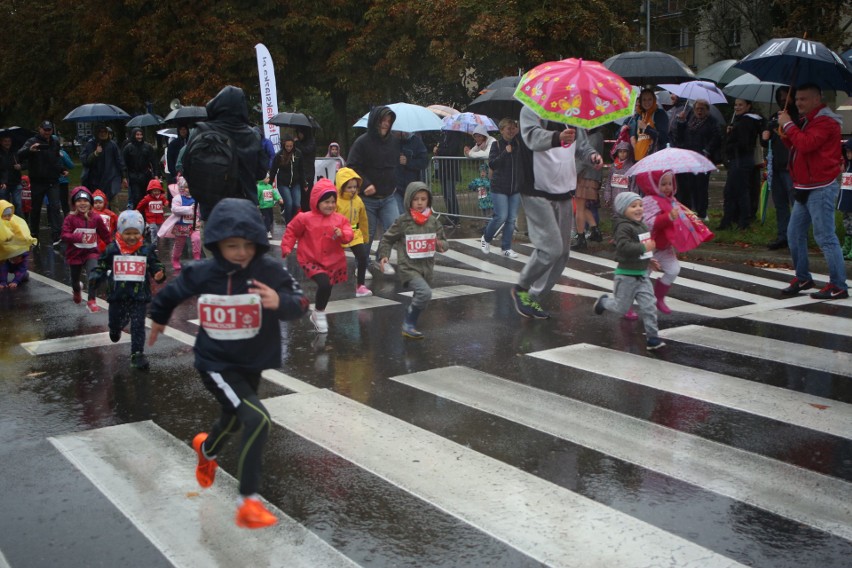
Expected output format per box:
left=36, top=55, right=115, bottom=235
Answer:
left=440, top=112, right=498, bottom=133
left=625, top=146, right=717, bottom=177
left=513, top=58, right=637, bottom=128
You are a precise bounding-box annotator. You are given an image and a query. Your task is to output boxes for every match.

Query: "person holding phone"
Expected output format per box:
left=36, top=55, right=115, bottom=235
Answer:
left=17, top=121, right=67, bottom=245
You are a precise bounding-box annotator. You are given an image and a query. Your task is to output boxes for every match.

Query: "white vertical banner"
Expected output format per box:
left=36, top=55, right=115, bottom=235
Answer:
left=255, top=43, right=281, bottom=152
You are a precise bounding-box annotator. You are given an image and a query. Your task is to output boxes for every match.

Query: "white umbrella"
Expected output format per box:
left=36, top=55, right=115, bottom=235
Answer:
left=352, top=102, right=444, bottom=132
left=723, top=73, right=787, bottom=104
left=625, top=147, right=717, bottom=177
left=658, top=81, right=727, bottom=105
left=426, top=105, right=460, bottom=118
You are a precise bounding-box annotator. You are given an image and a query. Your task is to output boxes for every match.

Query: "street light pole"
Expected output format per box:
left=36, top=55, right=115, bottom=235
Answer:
left=646, top=0, right=651, bottom=50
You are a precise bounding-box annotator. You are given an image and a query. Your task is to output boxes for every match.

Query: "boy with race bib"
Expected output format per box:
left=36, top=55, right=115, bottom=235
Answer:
left=61, top=187, right=111, bottom=313
left=377, top=181, right=448, bottom=339
left=148, top=198, right=308, bottom=529
left=89, top=209, right=165, bottom=369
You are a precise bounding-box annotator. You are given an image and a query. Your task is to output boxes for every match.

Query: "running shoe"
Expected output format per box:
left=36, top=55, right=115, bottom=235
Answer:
left=780, top=278, right=813, bottom=296
left=810, top=283, right=849, bottom=300
left=235, top=498, right=278, bottom=529
left=86, top=299, right=100, bottom=313
left=192, top=432, right=218, bottom=488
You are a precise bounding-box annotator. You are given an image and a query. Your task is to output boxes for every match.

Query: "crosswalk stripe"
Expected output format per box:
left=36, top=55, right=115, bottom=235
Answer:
left=261, top=369, right=319, bottom=394
left=0, top=548, right=10, bottom=568
left=397, top=284, right=492, bottom=299
left=49, top=421, right=358, bottom=568
left=390, top=366, right=852, bottom=541
left=661, top=325, right=852, bottom=375
left=742, top=309, right=852, bottom=338
left=21, top=332, right=130, bottom=355
left=529, top=344, right=852, bottom=439
left=265, top=389, right=746, bottom=567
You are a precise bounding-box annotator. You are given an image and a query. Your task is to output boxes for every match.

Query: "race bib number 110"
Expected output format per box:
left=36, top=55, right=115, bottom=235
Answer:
left=197, top=294, right=262, bottom=340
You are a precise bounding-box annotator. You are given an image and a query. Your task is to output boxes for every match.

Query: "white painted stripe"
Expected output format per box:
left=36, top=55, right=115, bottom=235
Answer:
left=742, top=309, right=852, bottom=338
left=49, top=421, right=357, bottom=568
left=0, top=548, right=10, bottom=568
left=209, top=371, right=241, bottom=408
left=530, top=344, right=852, bottom=439
left=321, top=296, right=398, bottom=314
left=265, top=390, right=745, bottom=568
left=397, top=284, right=492, bottom=299
left=28, top=271, right=109, bottom=310
left=21, top=332, right=130, bottom=355
left=661, top=325, right=852, bottom=374
left=261, top=369, right=319, bottom=394
left=391, top=366, right=852, bottom=541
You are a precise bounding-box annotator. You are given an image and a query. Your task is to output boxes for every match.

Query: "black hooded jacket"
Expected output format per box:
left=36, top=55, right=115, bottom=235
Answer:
left=122, top=128, right=159, bottom=181
left=17, top=133, right=63, bottom=183
left=149, top=198, right=308, bottom=372
left=347, top=106, right=401, bottom=199
left=185, top=86, right=268, bottom=217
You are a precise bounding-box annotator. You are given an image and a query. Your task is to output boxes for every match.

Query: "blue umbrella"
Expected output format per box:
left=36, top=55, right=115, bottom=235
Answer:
left=63, top=103, right=130, bottom=122
left=734, top=38, right=852, bottom=95
left=352, top=102, right=443, bottom=132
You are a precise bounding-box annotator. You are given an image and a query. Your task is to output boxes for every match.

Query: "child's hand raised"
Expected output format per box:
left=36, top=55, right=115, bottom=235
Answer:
left=248, top=279, right=280, bottom=310
left=332, top=227, right=342, bottom=239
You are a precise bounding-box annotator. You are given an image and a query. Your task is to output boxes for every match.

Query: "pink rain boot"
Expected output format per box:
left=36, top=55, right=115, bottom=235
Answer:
left=654, top=280, right=672, bottom=314
left=623, top=308, right=639, bottom=320
left=171, top=237, right=186, bottom=271
left=190, top=232, right=202, bottom=260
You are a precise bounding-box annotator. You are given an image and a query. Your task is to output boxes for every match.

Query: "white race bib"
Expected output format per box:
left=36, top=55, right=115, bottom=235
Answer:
left=198, top=294, right=262, bottom=340
left=638, top=231, right=653, bottom=259
left=148, top=201, right=163, bottom=214
left=611, top=173, right=628, bottom=189
left=262, top=189, right=274, bottom=202
left=73, top=227, right=97, bottom=249
left=99, top=214, right=112, bottom=231
left=841, top=173, right=852, bottom=191
left=405, top=233, right=436, bottom=259
left=113, top=255, right=147, bottom=281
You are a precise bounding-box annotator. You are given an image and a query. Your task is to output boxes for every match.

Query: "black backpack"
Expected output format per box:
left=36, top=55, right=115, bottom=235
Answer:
left=182, top=122, right=241, bottom=208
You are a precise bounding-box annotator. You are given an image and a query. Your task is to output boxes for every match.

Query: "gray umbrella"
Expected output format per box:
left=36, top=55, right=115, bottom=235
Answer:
left=603, top=51, right=695, bottom=86
left=126, top=113, right=164, bottom=128
left=723, top=73, right=787, bottom=104
left=163, top=106, right=207, bottom=125
left=63, top=103, right=131, bottom=122
left=696, top=59, right=746, bottom=86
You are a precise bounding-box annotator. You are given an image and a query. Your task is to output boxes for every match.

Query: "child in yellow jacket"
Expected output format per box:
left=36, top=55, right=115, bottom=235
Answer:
left=335, top=167, right=372, bottom=297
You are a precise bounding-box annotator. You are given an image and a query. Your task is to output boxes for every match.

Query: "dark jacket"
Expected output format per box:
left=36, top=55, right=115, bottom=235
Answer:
left=725, top=113, right=764, bottom=163
left=269, top=137, right=304, bottom=188
left=612, top=214, right=652, bottom=273
left=488, top=134, right=530, bottom=196
left=90, top=238, right=165, bottom=303
left=122, top=128, right=159, bottom=181
left=395, top=134, right=428, bottom=191
left=149, top=198, right=308, bottom=373
left=674, top=114, right=722, bottom=162
left=295, top=126, right=316, bottom=189
left=0, top=146, right=22, bottom=189
left=347, top=106, right=401, bottom=199
left=80, top=136, right=126, bottom=192
left=185, top=85, right=268, bottom=218
left=760, top=110, right=797, bottom=170
left=166, top=131, right=189, bottom=182
left=434, top=130, right=464, bottom=183
left=17, top=134, right=63, bottom=183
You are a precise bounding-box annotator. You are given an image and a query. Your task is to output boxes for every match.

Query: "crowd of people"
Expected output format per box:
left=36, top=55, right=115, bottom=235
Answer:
left=1, top=79, right=850, bottom=529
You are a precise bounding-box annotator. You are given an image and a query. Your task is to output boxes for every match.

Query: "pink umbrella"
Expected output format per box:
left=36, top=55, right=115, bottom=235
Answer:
left=427, top=105, right=460, bottom=118
left=625, top=147, right=717, bottom=177
left=514, top=58, right=637, bottom=128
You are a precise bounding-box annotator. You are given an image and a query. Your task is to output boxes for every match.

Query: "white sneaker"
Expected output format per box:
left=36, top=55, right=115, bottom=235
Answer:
left=310, top=310, right=328, bottom=333
left=382, top=262, right=395, bottom=275
left=502, top=249, right=519, bottom=258
left=267, top=232, right=273, bottom=239
left=480, top=236, right=490, bottom=254
left=364, top=269, right=373, bottom=280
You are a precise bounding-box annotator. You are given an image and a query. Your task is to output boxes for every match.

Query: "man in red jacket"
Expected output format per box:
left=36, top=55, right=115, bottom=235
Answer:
left=777, top=84, right=848, bottom=300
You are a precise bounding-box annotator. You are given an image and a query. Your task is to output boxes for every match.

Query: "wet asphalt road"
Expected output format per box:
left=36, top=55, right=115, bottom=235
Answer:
left=1, top=228, right=851, bottom=568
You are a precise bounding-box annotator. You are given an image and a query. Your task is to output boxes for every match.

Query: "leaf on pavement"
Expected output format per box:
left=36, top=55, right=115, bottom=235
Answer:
left=808, top=403, right=829, bottom=410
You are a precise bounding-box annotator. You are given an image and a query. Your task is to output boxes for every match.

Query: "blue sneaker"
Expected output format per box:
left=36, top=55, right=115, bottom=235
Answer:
left=646, top=337, right=666, bottom=351
left=510, top=287, right=550, bottom=319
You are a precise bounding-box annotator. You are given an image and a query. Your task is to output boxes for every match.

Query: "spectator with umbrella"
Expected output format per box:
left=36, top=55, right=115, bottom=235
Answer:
left=80, top=123, right=128, bottom=207
left=630, top=88, right=669, bottom=161
left=394, top=131, right=429, bottom=215
left=718, top=99, right=763, bottom=231
left=122, top=127, right=159, bottom=209
left=294, top=125, right=317, bottom=212
left=165, top=125, right=189, bottom=184
left=17, top=121, right=67, bottom=245
left=760, top=86, right=797, bottom=250
left=671, top=98, right=721, bottom=219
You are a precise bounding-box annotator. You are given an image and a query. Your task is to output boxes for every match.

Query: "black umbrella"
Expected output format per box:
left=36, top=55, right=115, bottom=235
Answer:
left=267, top=112, right=319, bottom=129
left=0, top=127, right=36, bottom=151
left=481, top=76, right=522, bottom=92
left=734, top=38, right=852, bottom=95
left=603, top=51, right=695, bottom=86
left=63, top=103, right=131, bottom=122
left=163, top=106, right=207, bottom=125
left=466, top=87, right=521, bottom=121
left=126, top=113, right=164, bottom=128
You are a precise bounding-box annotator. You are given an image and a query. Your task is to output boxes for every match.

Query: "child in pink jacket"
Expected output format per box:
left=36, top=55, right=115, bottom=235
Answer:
left=61, top=187, right=111, bottom=312
left=281, top=178, right=353, bottom=333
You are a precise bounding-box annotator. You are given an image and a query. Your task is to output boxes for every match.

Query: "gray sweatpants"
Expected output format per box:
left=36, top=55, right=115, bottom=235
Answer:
left=407, top=275, right=432, bottom=310
left=517, top=195, right=573, bottom=298
left=600, top=274, right=659, bottom=338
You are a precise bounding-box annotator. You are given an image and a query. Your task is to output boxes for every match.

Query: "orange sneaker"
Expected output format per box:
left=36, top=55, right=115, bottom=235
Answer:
left=235, top=498, right=278, bottom=529
left=192, top=432, right=218, bottom=488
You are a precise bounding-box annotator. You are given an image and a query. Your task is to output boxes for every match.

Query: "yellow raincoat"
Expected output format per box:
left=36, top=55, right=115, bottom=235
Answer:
left=334, top=168, right=369, bottom=248
left=0, top=200, right=37, bottom=261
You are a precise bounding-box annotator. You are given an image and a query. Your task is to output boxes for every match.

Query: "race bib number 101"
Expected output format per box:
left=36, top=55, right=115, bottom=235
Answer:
left=197, top=294, right=262, bottom=340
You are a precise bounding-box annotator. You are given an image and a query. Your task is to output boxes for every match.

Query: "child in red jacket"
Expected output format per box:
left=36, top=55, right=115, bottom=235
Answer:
left=135, top=179, right=167, bottom=248
left=61, top=187, right=111, bottom=312
left=280, top=178, right=353, bottom=333
left=92, top=190, right=117, bottom=253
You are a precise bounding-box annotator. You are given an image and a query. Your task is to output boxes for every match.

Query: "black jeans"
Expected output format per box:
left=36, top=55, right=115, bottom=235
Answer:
left=28, top=180, right=62, bottom=242
left=108, top=299, right=148, bottom=354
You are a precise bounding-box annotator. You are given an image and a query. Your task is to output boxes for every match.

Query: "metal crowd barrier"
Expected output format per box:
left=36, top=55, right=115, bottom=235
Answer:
left=427, top=156, right=494, bottom=223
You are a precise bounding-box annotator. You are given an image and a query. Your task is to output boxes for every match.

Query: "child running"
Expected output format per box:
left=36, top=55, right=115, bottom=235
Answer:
left=89, top=209, right=165, bottom=370
left=92, top=190, right=117, bottom=253
left=148, top=198, right=308, bottom=529
left=281, top=178, right=354, bottom=333
left=257, top=178, right=284, bottom=239
left=158, top=176, right=201, bottom=272
left=377, top=181, right=448, bottom=339
left=593, top=192, right=665, bottom=351
left=135, top=178, right=167, bottom=248
left=335, top=167, right=372, bottom=297
left=61, top=188, right=111, bottom=312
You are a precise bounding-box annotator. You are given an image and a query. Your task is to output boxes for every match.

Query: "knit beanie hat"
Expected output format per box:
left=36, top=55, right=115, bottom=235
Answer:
left=71, top=187, right=93, bottom=204
left=117, top=210, right=145, bottom=234
left=613, top=191, right=642, bottom=216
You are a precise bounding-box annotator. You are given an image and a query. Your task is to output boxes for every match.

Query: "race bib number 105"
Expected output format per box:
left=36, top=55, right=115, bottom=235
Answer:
left=197, top=294, right=262, bottom=340
left=405, top=233, right=436, bottom=259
